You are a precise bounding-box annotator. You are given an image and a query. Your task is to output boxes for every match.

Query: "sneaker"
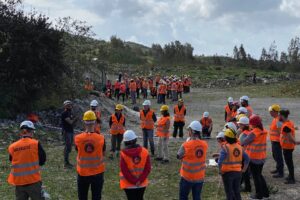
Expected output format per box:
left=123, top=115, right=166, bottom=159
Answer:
left=64, top=163, right=73, bottom=169
left=270, top=169, right=278, bottom=174
left=272, top=173, right=284, bottom=178
left=250, top=194, right=263, bottom=200
left=284, top=179, right=295, bottom=184
left=155, top=157, right=163, bottom=161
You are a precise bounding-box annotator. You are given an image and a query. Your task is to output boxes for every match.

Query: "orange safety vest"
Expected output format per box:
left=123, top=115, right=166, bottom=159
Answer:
left=171, top=82, right=177, bottom=91
left=8, top=138, right=41, bottom=186
left=269, top=117, right=281, bottom=142
left=177, top=83, right=184, bottom=92
left=224, top=105, right=232, bottom=122
left=158, top=84, right=167, bottom=94
left=120, top=147, right=149, bottom=189
left=221, top=143, right=243, bottom=173
left=183, top=80, right=189, bottom=87
left=246, top=106, right=253, bottom=117
left=75, top=132, right=105, bottom=176
left=280, top=120, right=295, bottom=150
left=180, top=139, right=208, bottom=182
left=110, top=114, right=125, bottom=135
left=149, top=80, right=154, bottom=89
left=120, top=84, right=126, bottom=94
left=115, top=82, right=121, bottom=89
left=142, top=81, right=149, bottom=89
left=129, top=82, right=137, bottom=92
left=140, top=110, right=155, bottom=130
left=156, top=116, right=170, bottom=137
left=174, top=105, right=186, bottom=122
left=94, top=110, right=101, bottom=134
left=200, top=117, right=212, bottom=128
left=245, top=128, right=267, bottom=160
left=85, top=83, right=94, bottom=91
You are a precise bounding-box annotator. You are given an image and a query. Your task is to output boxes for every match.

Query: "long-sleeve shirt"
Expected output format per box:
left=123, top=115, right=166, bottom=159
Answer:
left=240, top=133, right=265, bottom=164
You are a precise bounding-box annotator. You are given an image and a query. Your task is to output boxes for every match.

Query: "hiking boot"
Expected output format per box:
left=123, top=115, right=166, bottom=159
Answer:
left=272, top=173, right=284, bottom=178
left=64, top=163, right=73, bottom=169
left=284, top=179, right=295, bottom=184
left=155, top=157, right=163, bottom=161
left=270, top=169, right=278, bottom=174
left=250, top=194, right=263, bottom=200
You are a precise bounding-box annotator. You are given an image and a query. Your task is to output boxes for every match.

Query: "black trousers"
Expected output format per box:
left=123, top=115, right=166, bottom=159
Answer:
left=136, top=88, right=140, bottom=98
left=222, top=172, right=242, bottom=200
left=111, top=134, right=123, bottom=152
left=283, top=149, right=294, bottom=180
left=119, top=93, right=125, bottom=103
left=77, top=173, right=104, bottom=200
left=124, top=187, right=146, bottom=200
left=241, top=165, right=251, bottom=191
left=271, top=141, right=284, bottom=175
left=249, top=162, right=269, bottom=198
left=173, top=121, right=185, bottom=138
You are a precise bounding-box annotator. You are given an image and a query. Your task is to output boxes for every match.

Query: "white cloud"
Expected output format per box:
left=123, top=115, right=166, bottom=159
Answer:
left=280, top=0, right=300, bottom=18
left=178, top=0, right=215, bottom=18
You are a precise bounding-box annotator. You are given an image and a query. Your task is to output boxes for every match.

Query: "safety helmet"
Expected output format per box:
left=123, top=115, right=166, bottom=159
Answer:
left=224, top=129, right=236, bottom=139
left=63, top=100, right=72, bottom=106
left=216, top=131, right=225, bottom=139
left=269, top=104, right=280, bottom=112
left=240, top=96, right=249, bottom=102
left=223, top=122, right=238, bottom=134
left=142, top=100, right=151, bottom=106
left=203, top=112, right=209, bottom=118
left=160, top=105, right=169, bottom=112
left=83, top=111, right=96, bottom=121
left=20, top=120, right=35, bottom=130
left=90, top=100, right=98, bottom=107
left=237, top=107, right=248, bottom=115
left=188, top=121, right=202, bottom=132
left=116, top=104, right=124, bottom=111
left=238, top=116, right=249, bottom=125
left=178, top=99, right=184, bottom=103
left=123, top=130, right=137, bottom=142
left=228, top=97, right=234, bottom=103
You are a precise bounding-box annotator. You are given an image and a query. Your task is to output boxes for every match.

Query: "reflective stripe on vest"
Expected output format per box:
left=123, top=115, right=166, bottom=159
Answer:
left=245, top=128, right=267, bottom=160
left=221, top=144, right=242, bottom=173
left=11, top=168, right=40, bottom=177
left=110, top=114, right=125, bottom=134
left=140, top=110, right=155, bottom=130
left=280, top=120, right=295, bottom=149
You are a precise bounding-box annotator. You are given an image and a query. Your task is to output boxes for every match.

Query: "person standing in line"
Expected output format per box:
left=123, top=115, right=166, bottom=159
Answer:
left=173, top=99, right=186, bottom=139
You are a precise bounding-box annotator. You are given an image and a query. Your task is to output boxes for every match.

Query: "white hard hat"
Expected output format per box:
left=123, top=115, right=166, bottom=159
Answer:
left=63, top=100, right=72, bottom=106
left=240, top=96, right=249, bottom=102
left=216, top=131, right=225, bottom=139
left=188, top=121, right=202, bottom=132
left=20, top=120, right=35, bottom=130
left=223, top=122, right=238, bottom=133
left=238, top=116, right=249, bottom=125
left=237, top=107, right=248, bottom=114
left=228, top=97, right=233, bottom=103
left=142, top=100, right=151, bottom=106
left=90, top=100, right=98, bottom=107
left=203, top=112, right=209, bottom=118
left=123, top=130, right=137, bottom=142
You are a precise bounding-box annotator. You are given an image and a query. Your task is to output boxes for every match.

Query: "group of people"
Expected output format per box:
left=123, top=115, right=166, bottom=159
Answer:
left=103, top=74, right=192, bottom=105
left=6, top=94, right=299, bottom=200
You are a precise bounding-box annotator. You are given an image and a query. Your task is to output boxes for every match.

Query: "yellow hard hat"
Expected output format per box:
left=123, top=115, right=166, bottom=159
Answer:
left=116, top=104, right=124, bottom=110
left=236, top=114, right=246, bottom=121
left=224, top=128, right=236, bottom=139
left=269, top=104, right=280, bottom=112
left=160, top=105, right=169, bottom=111
left=83, top=110, right=96, bottom=121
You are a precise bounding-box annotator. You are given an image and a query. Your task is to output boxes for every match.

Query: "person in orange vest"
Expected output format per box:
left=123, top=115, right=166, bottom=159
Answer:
left=268, top=104, right=284, bottom=178
left=237, top=116, right=252, bottom=193
left=173, top=99, right=186, bottom=139
left=230, top=101, right=240, bottom=122
left=109, top=104, right=126, bottom=159
left=183, top=77, right=189, bottom=94
left=224, top=97, right=234, bottom=122
left=200, top=112, right=213, bottom=139
left=129, top=79, right=137, bottom=105
left=177, top=121, right=207, bottom=200
left=8, top=121, right=46, bottom=200
left=279, top=109, right=297, bottom=184
left=218, top=128, right=250, bottom=200
left=75, top=111, right=106, bottom=200
left=177, top=80, right=184, bottom=99
left=140, top=100, right=157, bottom=156
left=84, top=77, right=94, bottom=91
left=155, top=105, right=171, bottom=163
left=120, top=130, right=151, bottom=200
left=119, top=81, right=127, bottom=103
left=240, top=96, right=253, bottom=117
left=240, top=115, right=269, bottom=199
left=114, top=79, right=121, bottom=99
left=142, top=79, right=149, bottom=99
left=171, top=79, right=178, bottom=102
left=90, top=100, right=101, bottom=134
left=158, top=81, right=167, bottom=104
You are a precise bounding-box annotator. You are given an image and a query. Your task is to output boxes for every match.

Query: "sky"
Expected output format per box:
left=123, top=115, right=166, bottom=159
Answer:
left=23, top=0, right=300, bottom=58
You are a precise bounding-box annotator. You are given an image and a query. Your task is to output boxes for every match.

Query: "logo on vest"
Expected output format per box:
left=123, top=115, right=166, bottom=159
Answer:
left=84, top=143, right=95, bottom=153
left=233, top=148, right=241, bottom=157
left=132, top=156, right=141, bottom=164
left=195, top=148, right=203, bottom=158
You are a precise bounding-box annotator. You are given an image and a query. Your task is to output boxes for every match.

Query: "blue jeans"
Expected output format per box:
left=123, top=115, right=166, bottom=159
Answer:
left=179, top=177, right=203, bottom=200
left=63, top=131, right=74, bottom=164
left=142, top=129, right=155, bottom=155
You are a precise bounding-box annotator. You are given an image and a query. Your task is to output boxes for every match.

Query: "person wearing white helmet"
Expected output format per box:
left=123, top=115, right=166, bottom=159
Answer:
left=120, top=130, right=151, bottom=200
left=212, top=132, right=226, bottom=164
left=177, top=121, right=208, bottom=200
left=240, top=96, right=253, bottom=117
left=61, top=100, right=77, bottom=168
left=225, top=97, right=234, bottom=122
left=8, top=121, right=46, bottom=200
left=200, top=112, right=213, bottom=139
left=90, top=100, right=101, bottom=134
left=140, top=100, right=157, bottom=156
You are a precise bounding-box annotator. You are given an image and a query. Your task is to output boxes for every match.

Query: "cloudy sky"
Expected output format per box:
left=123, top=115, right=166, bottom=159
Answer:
left=23, top=0, right=300, bottom=58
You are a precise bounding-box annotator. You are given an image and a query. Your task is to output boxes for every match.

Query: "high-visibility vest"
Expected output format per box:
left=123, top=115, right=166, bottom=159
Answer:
left=280, top=120, right=295, bottom=150
left=149, top=80, right=154, bottom=88
left=110, top=114, right=125, bottom=135
left=269, top=117, right=281, bottom=142
left=245, top=128, right=267, bottom=160
left=158, top=84, right=167, bottom=94
left=115, top=82, right=120, bottom=89
left=200, top=117, right=212, bottom=128
left=85, top=83, right=94, bottom=91
left=174, top=105, right=186, bottom=122
left=188, top=79, right=192, bottom=86
left=8, top=138, right=41, bottom=186
left=140, top=110, right=155, bottom=130
left=167, top=82, right=172, bottom=90
left=120, top=147, right=149, bottom=189
left=129, top=82, right=137, bottom=91
left=156, top=116, right=170, bottom=137
left=177, top=83, right=184, bottom=92
left=246, top=106, right=253, bottom=117
left=184, top=80, right=189, bottom=87
left=120, top=84, right=126, bottom=94
left=224, top=105, right=232, bottom=122
left=221, top=143, right=243, bottom=173
left=94, top=110, right=101, bottom=134
left=180, top=139, right=207, bottom=182
left=142, top=81, right=149, bottom=89
left=75, top=132, right=105, bottom=176
left=171, top=83, right=177, bottom=91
